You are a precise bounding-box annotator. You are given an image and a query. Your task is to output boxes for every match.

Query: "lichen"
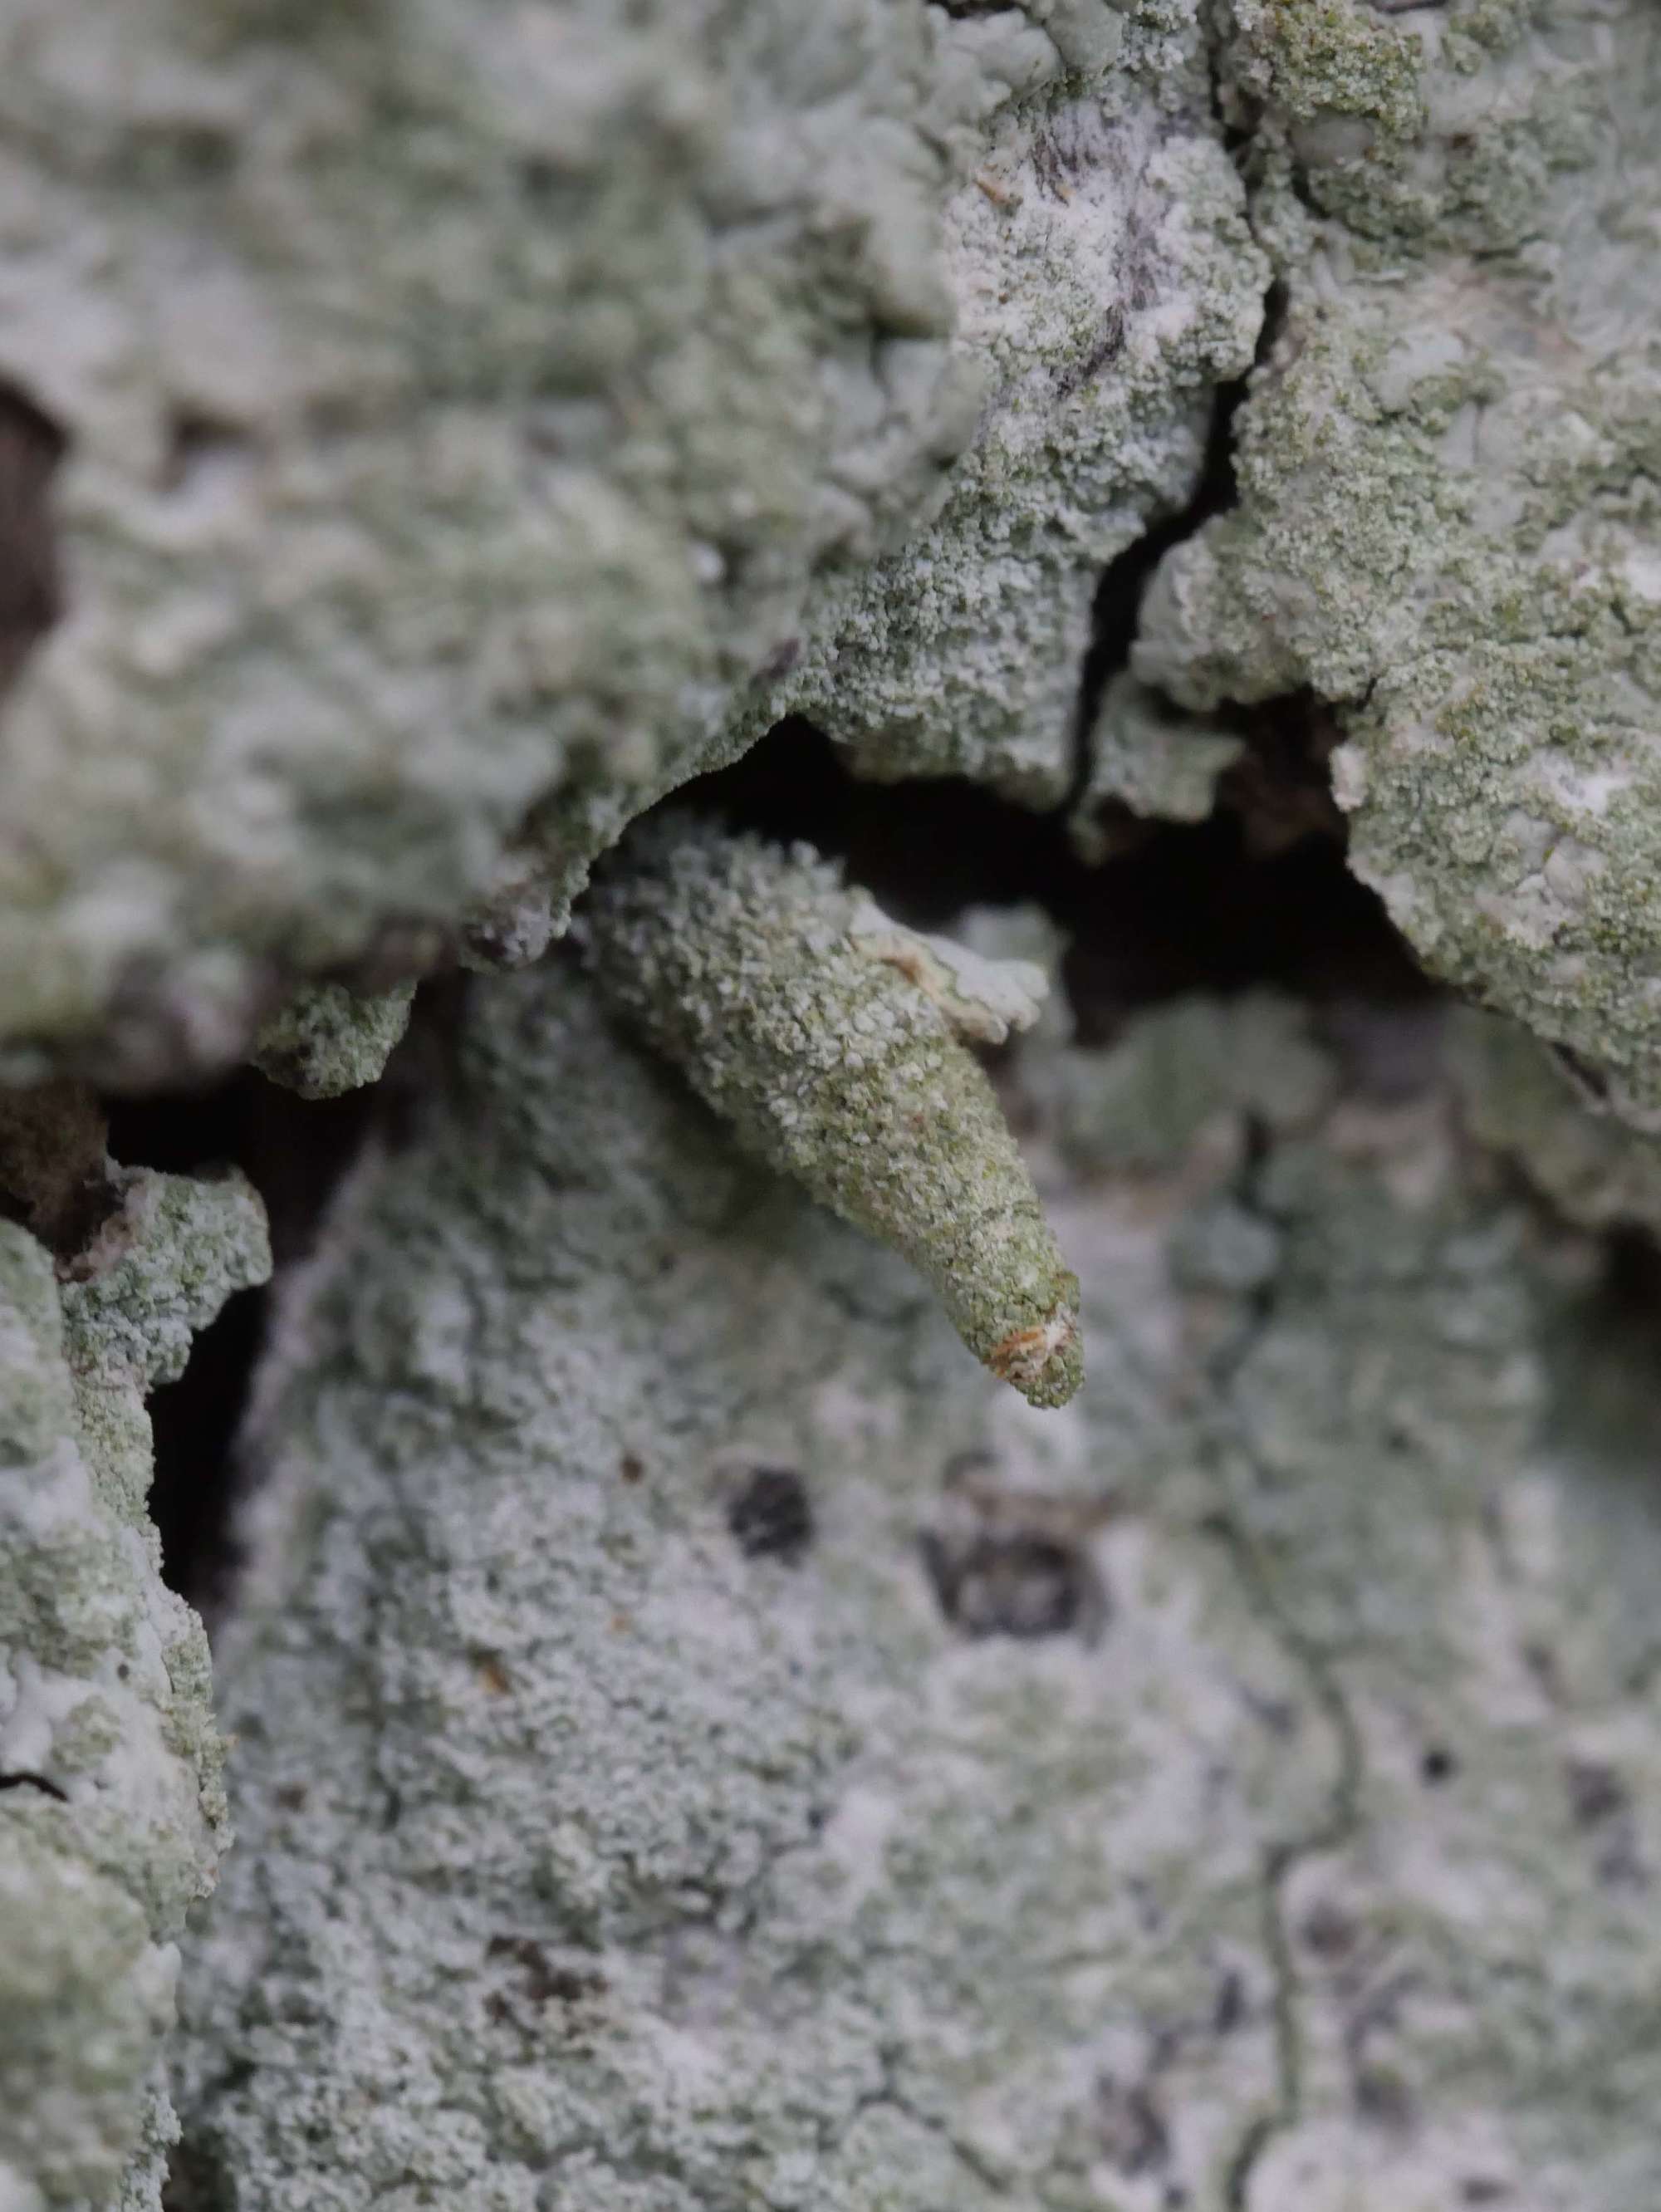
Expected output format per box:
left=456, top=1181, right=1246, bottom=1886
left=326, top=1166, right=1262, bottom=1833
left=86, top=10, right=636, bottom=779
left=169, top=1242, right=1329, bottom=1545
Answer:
left=1017, top=988, right=1336, bottom=1180
left=584, top=817, right=1082, bottom=1406
left=777, top=0, right=1268, bottom=805
left=845, top=895, right=1050, bottom=1046
left=0, top=0, right=1089, bottom=1082
left=173, top=975, right=1661, bottom=2210
left=4, top=5, right=1661, bottom=2205
left=0, top=1160, right=269, bottom=2210
left=250, top=979, right=415, bottom=1101
left=1134, top=0, right=1661, bottom=1105
left=1071, top=671, right=1245, bottom=855
left=171, top=969, right=1302, bottom=2209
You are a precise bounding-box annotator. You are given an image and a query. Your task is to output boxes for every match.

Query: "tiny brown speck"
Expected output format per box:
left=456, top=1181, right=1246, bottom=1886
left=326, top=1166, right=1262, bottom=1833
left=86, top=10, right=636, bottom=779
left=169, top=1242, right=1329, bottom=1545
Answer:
left=620, top=1453, right=644, bottom=1484
left=475, top=1656, right=512, bottom=1695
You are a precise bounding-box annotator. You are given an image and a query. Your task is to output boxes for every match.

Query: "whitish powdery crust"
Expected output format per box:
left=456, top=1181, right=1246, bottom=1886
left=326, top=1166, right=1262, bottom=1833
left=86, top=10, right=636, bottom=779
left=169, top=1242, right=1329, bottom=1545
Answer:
left=1, top=1167, right=269, bottom=2212
left=173, top=976, right=1661, bottom=2210
left=0, top=0, right=1061, bottom=1081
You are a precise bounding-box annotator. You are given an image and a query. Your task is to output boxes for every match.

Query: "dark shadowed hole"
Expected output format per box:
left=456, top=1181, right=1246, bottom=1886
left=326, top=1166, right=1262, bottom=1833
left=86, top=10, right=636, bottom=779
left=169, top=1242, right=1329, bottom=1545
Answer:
left=676, top=717, right=1433, bottom=1047
left=727, top=1467, right=815, bottom=1564
left=144, top=1287, right=267, bottom=1608
left=0, top=375, right=68, bottom=698
left=106, top=1069, right=382, bottom=1608
left=1539, top=1222, right=1661, bottom=1476
left=163, top=2127, right=242, bottom=2212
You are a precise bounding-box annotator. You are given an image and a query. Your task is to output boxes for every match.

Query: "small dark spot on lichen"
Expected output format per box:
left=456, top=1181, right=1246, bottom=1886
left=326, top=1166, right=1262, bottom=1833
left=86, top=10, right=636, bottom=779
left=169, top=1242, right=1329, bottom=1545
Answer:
left=1565, top=1758, right=1625, bottom=1830
left=1521, top=1640, right=1562, bottom=1702
left=1095, top=2074, right=1170, bottom=2175
left=619, top=1451, right=644, bottom=1484
left=1301, top=1901, right=1358, bottom=1958
left=274, top=1783, right=308, bottom=1812
left=1355, top=2062, right=1414, bottom=2130
left=1241, top=1688, right=1299, bottom=1739
left=756, top=636, right=801, bottom=685
left=160, top=409, right=256, bottom=497
left=727, top=1467, right=814, bottom=1564
left=921, top=1461, right=1112, bottom=1641
left=921, top=1528, right=1101, bottom=1640
left=519, top=155, right=562, bottom=199
left=486, top=1934, right=606, bottom=2008
left=1419, top=1744, right=1456, bottom=1785
left=1055, top=306, right=1125, bottom=401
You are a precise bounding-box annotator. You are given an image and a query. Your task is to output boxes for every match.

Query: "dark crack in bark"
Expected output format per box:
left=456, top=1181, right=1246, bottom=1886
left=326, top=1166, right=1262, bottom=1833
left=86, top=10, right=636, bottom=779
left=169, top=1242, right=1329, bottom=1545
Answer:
left=1206, top=1496, right=1365, bottom=2209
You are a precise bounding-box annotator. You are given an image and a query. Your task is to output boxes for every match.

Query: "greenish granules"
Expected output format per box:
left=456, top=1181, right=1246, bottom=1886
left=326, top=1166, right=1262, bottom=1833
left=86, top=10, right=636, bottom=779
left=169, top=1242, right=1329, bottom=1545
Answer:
left=174, top=977, right=1661, bottom=2210
left=251, top=979, right=416, bottom=1100
left=1134, top=0, right=1661, bottom=1106
left=0, top=0, right=1130, bottom=1086
left=585, top=818, right=1082, bottom=1407
left=1, top=1161, right=269, bottom=2210
left=776, top=0, right=1268, bottom=807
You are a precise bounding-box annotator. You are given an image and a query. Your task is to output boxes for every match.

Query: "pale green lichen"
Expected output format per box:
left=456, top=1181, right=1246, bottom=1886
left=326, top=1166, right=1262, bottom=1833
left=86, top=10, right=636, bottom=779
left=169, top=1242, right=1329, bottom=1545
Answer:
left=172, top=977, right=1661, bottom=2210
left=250, top=980, right=415, bottom=1101
left=4, top=7, right=1661, bottom=2205
left=171, top=970, right=1299, bottom=2210
left=0, top=1161, right=268, bottom=2212
left=1135, top=0, right=1661, bottom=1105
left=0, top=0, right=1085, bottom=1082
left=0, top=1823, right=174, bottom=2212
left=1019, top=988, right=1337, bottom=1179
left=776, top=0, right=1268, bottom=805
left=1071, top=671, right=1245, bottom=854
left=584, top=817, right=1082, bottom=1405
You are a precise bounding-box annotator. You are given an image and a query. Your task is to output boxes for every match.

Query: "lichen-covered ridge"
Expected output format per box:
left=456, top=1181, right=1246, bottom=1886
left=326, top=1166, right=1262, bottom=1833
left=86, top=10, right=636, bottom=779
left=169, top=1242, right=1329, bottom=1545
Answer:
left=1134, top=0, right=1661, bottom=1109
left=0, top=1145, right=269, bottom=2212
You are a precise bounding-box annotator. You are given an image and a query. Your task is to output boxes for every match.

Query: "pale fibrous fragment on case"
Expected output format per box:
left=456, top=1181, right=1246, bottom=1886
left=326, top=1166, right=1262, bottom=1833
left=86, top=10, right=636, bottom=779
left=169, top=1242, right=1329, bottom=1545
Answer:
left=844, top=896, right=1049, bottom=1048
